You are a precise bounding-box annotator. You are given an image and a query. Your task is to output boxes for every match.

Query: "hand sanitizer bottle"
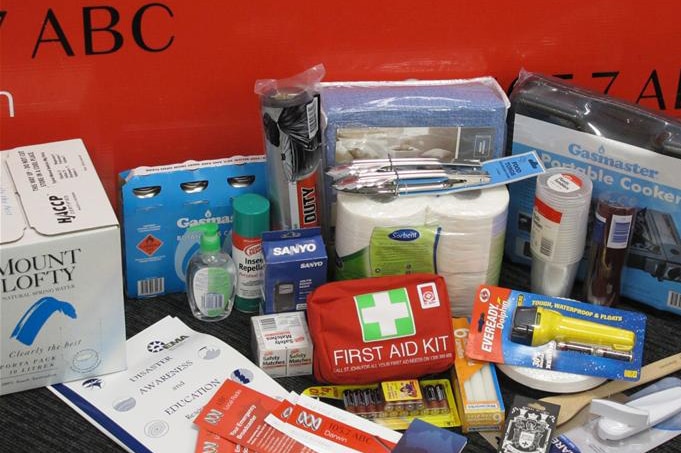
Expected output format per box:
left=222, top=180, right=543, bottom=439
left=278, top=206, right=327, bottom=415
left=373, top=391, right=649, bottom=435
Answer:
left=186, top=223, right=236, bottom=321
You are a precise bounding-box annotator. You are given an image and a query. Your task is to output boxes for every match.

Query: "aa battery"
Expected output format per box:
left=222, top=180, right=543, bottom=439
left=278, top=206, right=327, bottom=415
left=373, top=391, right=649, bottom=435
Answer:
left=259, top=86, right=323, bottom=230
left=423, top=383, right=449, bottom=414
left=340, top=381, right=450, bottom=420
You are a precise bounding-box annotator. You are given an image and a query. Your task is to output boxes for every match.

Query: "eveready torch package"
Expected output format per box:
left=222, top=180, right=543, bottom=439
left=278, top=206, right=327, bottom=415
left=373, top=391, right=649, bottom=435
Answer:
left=465, top=285, right=646, bottom=381
left=306, top=273, right=455, bottom=385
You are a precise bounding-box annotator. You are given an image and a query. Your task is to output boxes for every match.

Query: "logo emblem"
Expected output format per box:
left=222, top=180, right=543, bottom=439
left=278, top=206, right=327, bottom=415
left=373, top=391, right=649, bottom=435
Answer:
left=296, top=411, right=322, bottom=431
left=417, top=282, right=440, bottom=309
left=354, top=288, right=415, bottom=342
left=137, top=234, right=163, bottom=256
left=82, top=378, right=104, bottom=390
left=10, top=297, right=77, bottom=346
left=230, top=368, right=253, bottom=384
left=147, top=340, right=165, bottom=353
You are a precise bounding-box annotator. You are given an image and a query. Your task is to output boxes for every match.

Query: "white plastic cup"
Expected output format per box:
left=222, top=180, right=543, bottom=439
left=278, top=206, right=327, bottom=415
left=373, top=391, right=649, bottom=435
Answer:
left=530, top=168, right=592, bottom=297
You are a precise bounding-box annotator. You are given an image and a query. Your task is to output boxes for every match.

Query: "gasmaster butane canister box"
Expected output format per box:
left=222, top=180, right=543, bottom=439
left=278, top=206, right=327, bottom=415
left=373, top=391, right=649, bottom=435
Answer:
left=261, top=227, right=327, bottom=314
left=505, top=94, right=681, bottom=315
left=119, top=156, right=267, bottom=298
left=0, top=139, right=127, bottom=395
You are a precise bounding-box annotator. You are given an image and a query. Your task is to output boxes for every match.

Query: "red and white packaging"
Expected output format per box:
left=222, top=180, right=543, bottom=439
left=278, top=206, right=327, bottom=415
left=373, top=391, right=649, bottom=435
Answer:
left=306, top=273, right=455, bottom=384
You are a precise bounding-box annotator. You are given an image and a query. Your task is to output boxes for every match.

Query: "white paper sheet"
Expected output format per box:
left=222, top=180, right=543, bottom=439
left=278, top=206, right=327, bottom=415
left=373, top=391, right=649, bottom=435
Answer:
left=49, top=316, right=288, bottom=453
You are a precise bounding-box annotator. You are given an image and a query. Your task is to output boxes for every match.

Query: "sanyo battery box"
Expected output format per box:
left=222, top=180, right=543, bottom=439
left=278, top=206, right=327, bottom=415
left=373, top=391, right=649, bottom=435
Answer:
left=261, top=227, right=328, bottom=314
left=119, top=156, right=267, bottom=298
left=0, top=139, right=127, bottom=395
left=251, top=311, right=313, bottom=378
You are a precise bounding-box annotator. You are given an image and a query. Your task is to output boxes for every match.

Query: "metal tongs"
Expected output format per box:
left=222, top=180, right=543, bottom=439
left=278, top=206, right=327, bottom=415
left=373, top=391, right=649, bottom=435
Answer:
left=327, top=157, right=491, bottom=196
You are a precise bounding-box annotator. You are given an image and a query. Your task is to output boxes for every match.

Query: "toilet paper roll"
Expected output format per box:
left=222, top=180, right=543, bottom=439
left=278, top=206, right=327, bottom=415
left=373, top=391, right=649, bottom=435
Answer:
left=334, top=186, right=509, bottom=316
left=334, top=192, right=429, bottom=258
left=430, top=187, right=508, bottom=276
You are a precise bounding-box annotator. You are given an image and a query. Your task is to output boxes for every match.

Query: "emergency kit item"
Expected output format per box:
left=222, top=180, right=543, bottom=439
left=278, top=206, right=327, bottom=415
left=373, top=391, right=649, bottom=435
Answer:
left=185, top=223, right=236, bottom=321
left=265, top=391, right=402, bottom=452
left=303, top=378, right=459, bottom=431
left=584, top=193, right=637, bottom=306
left=320, top=76, right=510, bottom=243
left=496, top=364, right=605, bottom=394
left=261, top=227, right=327, bottom=314
left=530, top=167, right=592, bottom=298
left=510, top=306, right=635, bottom=361
left=591, top=386, right=681, bottom=441
left=1, top=139, right=126, bottom=396
left=330, top=157, right=490, bottom=195
left=232, top=193, right=269, bottom=312
left=328, top=151, right=544, bottom=197
left=466, top=285, right=646, bottom=381
left=251, top=311, right=313, bottom=377
left=553, top=377, right=681, bottom=453
left=391, top=418, right=467, bottom=453
left=334, top=186, right=509, bottom=316
left=306, top=273, right=455, bottom=384
left=452, top=318, right=505, bottom=433
left=255, top=64, right=324, bottom=230
left=505, top=69, right=681, bottom=315
left=540, top=352, right=681, bottom=427
left=498, top=395, right=560, bottom=453
left=119, top=156, right=266, bottom=298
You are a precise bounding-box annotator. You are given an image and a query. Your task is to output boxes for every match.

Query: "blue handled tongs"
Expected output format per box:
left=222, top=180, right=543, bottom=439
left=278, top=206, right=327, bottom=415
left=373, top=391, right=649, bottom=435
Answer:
left=327, top=157, right=490, bottom=196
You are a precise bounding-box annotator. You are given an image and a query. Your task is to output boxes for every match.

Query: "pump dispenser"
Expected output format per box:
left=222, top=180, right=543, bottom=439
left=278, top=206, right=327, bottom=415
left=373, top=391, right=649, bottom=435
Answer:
left=186, top=223, right=236, bottom=321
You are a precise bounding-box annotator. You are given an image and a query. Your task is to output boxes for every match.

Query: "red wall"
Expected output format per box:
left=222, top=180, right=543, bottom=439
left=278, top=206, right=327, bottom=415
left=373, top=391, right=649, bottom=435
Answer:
left=2, top=1, right=681, bottom=204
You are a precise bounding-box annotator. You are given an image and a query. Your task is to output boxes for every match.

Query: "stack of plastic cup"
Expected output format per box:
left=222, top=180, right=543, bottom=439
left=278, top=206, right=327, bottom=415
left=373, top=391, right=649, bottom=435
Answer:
left=530, top=167, right=593, bottom=297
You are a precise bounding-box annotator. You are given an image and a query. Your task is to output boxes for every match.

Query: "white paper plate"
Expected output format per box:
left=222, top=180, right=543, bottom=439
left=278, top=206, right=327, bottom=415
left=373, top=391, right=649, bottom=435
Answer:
left=497, top=364, right=606, bottom=393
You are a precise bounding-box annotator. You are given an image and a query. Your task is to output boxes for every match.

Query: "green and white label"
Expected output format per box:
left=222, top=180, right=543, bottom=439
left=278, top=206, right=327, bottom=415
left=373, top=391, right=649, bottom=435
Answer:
left=354, top=288, right=415, bottom=342
left=369, top=226, right=438, bottom=277
left=193, top=268, right=231, bottom=318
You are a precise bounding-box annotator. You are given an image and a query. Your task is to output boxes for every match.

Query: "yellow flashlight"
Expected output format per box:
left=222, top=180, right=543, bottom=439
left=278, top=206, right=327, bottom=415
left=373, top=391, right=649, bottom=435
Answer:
left=510, top=306, right=635, bottom=353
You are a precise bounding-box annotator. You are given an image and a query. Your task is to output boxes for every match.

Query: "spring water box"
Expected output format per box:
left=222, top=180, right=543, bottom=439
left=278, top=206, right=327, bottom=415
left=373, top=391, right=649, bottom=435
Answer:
left=0, top=139, right=127, bottom=395
left=119, top=156, right=267, bottom=298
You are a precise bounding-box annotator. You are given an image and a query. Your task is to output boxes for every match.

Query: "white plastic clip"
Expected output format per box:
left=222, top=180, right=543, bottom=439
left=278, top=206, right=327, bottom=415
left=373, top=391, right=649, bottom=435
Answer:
left=593, top=386, right=681, bottom=441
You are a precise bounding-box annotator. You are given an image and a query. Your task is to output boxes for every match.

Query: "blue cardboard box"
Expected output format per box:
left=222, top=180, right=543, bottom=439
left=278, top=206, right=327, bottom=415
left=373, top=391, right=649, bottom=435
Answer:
left=261, top=228, right=327, bottom=314
left=119, top=156, right=267, bottom=298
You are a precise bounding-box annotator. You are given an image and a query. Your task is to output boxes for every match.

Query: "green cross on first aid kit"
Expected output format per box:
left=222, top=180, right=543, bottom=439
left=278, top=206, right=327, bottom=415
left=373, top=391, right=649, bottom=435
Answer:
left=307, top=274, right=455, bottom=384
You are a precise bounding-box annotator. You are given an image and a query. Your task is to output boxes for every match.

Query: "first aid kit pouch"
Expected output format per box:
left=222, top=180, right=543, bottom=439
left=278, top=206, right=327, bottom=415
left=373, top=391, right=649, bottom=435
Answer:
left=307, top=273, right=455, bottom=384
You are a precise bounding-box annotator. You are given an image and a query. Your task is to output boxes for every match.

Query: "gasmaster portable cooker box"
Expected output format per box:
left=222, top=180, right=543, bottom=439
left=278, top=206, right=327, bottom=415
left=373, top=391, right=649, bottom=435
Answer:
left=119, top=156, right=267, bottom=298
left=505, top=71, right=681, bottom=315
left=0, top=139, right=127, bottom=396
left=261, top=227, right=327, bottom=314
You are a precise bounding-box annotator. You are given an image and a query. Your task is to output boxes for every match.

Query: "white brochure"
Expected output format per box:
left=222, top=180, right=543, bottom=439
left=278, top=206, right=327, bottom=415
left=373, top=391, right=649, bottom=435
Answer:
left=266, top=392, right=402, bottom=453
left=49, top=316, right=288, bottom=453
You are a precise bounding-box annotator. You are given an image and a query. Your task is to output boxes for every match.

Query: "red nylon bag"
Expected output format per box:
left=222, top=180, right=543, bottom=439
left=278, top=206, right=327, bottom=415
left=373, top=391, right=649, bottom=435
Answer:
left=306, top=273, right=455, bottom=384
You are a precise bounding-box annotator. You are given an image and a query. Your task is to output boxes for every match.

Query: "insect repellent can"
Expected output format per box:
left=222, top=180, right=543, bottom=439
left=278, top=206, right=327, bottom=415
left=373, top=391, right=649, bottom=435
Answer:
left=232, top=193, right=270, bottom=313
left=259, top=86, right=323, bottom=230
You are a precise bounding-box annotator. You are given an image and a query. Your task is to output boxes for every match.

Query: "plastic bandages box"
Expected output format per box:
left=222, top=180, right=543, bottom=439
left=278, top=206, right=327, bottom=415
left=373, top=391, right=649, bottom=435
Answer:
left=0, top=139, right=127, bottom=395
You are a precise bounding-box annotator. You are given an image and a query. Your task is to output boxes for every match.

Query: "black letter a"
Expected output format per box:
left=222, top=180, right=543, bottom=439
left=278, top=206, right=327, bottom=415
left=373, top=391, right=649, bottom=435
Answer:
left=636, top=70, right=666, bottom=110
left=32, top=9, right=75, bottom=58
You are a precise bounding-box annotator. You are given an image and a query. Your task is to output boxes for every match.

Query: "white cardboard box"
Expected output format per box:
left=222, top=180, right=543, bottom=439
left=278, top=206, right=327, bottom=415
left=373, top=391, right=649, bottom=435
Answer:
left=251, top=311, right=313, bottom=378
left=0, top=139, right=127, bottom=395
